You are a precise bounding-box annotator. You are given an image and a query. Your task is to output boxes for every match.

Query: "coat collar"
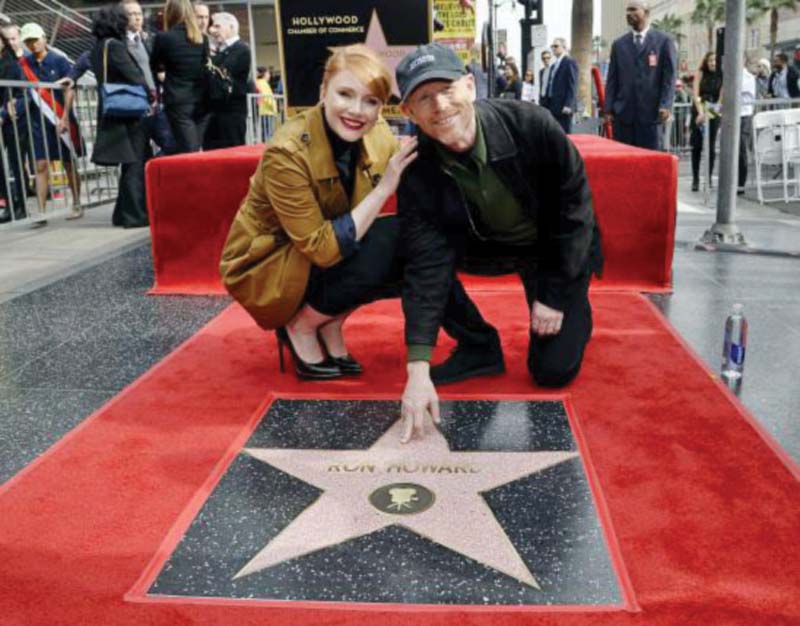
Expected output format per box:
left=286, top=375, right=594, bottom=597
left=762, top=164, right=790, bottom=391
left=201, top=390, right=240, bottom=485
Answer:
left=476, top=100, right=518, bottom=162
left=304, top=104, right=378, bottom=181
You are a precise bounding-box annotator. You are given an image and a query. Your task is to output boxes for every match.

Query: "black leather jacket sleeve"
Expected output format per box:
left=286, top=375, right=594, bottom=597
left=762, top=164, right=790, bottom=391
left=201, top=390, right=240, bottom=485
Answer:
left=534, top=110, right=596, bottom=310
left=397, top=174, right=456, bottom=349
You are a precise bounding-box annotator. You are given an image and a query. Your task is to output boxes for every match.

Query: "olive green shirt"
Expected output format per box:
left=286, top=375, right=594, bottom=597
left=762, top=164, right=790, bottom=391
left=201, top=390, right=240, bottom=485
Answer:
left=436, top=114, right=536, bottom=245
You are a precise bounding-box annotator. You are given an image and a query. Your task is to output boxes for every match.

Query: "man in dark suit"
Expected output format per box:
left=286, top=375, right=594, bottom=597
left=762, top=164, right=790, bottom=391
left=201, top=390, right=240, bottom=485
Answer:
left=768, top=52, right=800, bottom=99
left=603, top=1, right=677, bottom=150
left=204, top=12, right=250, bottom=150
left=538, top=48, right=553, bottom=107
left=543, top=37, right=577, bottom=134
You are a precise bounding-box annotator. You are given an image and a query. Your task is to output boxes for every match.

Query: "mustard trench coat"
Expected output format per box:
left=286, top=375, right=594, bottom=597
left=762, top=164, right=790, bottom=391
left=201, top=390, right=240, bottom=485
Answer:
left=219, top=105, right=398, bottom=329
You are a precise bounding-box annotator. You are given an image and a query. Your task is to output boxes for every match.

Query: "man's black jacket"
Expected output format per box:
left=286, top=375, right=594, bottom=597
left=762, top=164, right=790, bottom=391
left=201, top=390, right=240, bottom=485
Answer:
left=768, top=65, right=800, bottom=98
left=397, top=99, right=603, bottom=348
left=210, top=40, right=251, bottom=114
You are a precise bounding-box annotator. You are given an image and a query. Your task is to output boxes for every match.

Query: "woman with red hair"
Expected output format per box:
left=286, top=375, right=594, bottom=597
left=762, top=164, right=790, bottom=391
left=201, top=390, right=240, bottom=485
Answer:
left=221, top=45, right=417, bottom=380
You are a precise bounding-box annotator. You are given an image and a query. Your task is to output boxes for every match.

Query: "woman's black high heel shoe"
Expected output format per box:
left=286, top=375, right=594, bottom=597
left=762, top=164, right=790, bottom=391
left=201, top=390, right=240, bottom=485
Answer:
left=276, top=327, right=342, bottom=380
left=317, top=330, right=363, bottom=375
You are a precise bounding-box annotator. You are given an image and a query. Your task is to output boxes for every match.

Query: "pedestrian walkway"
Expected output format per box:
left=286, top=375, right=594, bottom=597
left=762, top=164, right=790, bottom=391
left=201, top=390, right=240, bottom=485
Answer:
left=676, top=170, right=800, bottom=254
left=0, top=202, right=149, bottom=303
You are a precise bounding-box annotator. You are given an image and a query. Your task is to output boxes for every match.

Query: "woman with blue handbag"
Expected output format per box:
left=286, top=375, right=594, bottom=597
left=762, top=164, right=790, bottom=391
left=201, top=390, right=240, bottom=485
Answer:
left=89, top=5, right=153, bottom=228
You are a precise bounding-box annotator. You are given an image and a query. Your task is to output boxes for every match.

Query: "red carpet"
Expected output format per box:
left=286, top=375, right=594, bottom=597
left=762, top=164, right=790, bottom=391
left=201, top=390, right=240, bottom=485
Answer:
left=145, top=136, right=677, bottom=295
left=1, top=289, right=797, bottom=625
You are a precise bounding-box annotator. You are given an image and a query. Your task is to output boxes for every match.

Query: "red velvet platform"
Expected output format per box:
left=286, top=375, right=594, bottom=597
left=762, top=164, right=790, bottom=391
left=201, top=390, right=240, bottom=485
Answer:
left=145, top=136, right=677, bottom=295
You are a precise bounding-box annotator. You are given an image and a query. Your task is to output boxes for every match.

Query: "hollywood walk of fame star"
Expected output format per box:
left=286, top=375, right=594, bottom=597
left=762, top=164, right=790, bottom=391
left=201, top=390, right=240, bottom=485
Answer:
left=329, top=10, right=418, bottom=99
left=235, top=419, right=579, bottom=588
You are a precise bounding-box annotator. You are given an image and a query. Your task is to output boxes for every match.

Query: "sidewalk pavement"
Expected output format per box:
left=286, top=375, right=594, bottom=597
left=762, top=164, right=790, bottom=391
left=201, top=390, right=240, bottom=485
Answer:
left=0, top=203, right=150, bottom=304
left=675, top=160, right=800, bottom=253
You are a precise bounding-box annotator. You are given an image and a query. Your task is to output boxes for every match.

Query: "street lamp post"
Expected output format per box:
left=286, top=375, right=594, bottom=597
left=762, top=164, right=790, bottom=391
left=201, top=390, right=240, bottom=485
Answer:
left=701, top=0, right=747, bottom=246
left=518, top=0, right=543, bottom=76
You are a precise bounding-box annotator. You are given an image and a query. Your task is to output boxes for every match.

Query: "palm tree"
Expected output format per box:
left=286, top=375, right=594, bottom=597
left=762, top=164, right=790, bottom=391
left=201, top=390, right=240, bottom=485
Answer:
left=749, top=0, right=800, bottom=59
left=571, top=0, right=593, bottom=115
left=652, top=13, right=685, bottom=50
left=691, top=0, right=725, bottom=50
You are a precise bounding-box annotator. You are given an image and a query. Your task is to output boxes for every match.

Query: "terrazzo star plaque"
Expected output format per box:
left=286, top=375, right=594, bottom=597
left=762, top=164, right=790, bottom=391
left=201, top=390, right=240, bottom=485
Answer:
left=148, top=399, right=625, bottom=606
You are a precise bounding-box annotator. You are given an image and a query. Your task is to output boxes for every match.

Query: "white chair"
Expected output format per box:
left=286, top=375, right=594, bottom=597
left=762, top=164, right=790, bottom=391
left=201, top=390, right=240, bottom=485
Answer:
left=753, top=108, right=800, bottom=203
left=753, top=110, right=786, bottom=202
left=780, top=108, right=800, bottom=198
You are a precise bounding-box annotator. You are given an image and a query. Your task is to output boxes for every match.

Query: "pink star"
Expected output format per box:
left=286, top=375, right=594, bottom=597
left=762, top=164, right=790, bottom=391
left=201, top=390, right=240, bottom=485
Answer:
left=236, top=419, right=579, bottom=588
left=362, top=10, right=419, bottom=99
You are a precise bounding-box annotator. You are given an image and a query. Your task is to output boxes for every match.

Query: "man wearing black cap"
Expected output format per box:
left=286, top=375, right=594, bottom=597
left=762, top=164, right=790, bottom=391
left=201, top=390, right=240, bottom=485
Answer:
left=394, top=43, right=603, bottom=443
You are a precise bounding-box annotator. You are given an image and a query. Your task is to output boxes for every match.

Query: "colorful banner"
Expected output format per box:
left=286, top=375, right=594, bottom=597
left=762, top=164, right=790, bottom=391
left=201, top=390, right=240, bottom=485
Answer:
left=274, top=0, right=431, bottom=115
left=433, top=0, right=476, bottom=64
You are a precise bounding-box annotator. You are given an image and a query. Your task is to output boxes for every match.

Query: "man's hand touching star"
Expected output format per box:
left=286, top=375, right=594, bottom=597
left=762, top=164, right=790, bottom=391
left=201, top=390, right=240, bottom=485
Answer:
left=400, top=361, right=441, bottom=443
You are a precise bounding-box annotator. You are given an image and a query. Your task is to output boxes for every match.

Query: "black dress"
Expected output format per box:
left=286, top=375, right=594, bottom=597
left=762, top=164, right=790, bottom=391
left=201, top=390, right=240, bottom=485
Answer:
left=690, top=71, right=723, bottom=185
left=500, top=78, right=522, bottom=100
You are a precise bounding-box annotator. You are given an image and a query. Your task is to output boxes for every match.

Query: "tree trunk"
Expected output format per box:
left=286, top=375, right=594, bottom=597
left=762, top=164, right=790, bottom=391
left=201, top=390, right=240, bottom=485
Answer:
left=708, top=24, right=714, bottom=50
left=770, top=8, right=778, bottom=60
left=571, top=0, right=593, bottom=116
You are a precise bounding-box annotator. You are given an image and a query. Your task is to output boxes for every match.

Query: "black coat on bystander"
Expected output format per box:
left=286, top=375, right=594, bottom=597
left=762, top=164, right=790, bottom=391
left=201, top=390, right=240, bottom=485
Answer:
left=204, top=39, right=251, bottom=150
left=91, top=37, right=150, bottom=165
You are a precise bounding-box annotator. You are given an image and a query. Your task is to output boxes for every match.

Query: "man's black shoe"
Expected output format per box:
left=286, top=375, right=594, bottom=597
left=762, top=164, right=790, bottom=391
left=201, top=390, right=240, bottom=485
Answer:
left=430, top=343, right=505, bottom=385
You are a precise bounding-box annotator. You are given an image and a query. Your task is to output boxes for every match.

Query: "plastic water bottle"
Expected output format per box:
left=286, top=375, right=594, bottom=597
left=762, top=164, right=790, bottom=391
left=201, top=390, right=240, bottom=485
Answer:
left=721, top=303, right=747, bottom=385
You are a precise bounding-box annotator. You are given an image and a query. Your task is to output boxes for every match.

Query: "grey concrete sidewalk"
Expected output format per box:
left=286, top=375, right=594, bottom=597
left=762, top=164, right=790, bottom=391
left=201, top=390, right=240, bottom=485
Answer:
left=675, top=171, right=800, bottom=256
left=0, top=202, right=150, bottom=303
left=675, top=162, right=800, bottom=253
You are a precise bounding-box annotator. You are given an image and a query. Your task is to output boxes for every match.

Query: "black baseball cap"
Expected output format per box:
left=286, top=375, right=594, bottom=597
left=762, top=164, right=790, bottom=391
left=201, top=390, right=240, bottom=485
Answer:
left=396, top=43, right=466, bottom=102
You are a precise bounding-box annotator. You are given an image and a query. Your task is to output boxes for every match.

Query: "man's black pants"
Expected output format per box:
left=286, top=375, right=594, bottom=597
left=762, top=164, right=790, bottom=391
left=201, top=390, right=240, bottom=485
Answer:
left=612, top=119, right=661, bottom=150
left=204, top=110, right=247, bottom=150
left=441, top=257, right=593, bottom=388
left=303, top=217, right=593, bottom=388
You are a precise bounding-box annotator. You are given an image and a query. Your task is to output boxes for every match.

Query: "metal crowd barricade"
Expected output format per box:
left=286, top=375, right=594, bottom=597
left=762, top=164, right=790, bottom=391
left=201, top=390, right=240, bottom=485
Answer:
left=665, top=96, right=800, bottom=205
left=664, top=101, right=693, bottom=155
left=0, top=78, right=118, bottom=228
left=246, top=93, right=286, bottom=145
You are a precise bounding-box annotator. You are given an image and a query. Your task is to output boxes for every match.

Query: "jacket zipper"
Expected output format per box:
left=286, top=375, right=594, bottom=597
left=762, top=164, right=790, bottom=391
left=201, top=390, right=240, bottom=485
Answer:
left=442, top=167, right=489, bottom=242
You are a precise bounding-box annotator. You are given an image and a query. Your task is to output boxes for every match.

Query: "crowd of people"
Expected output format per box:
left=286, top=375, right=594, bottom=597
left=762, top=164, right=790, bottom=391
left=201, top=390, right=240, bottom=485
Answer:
left=604, top=0, right=800, bottom=195
left=469, top=37, right=580, bottom=134
left=4, top=0, right=800, bottom=233
left=460, top=0, right=800, bottom=198
left=0, top=0, right=282, bottom=227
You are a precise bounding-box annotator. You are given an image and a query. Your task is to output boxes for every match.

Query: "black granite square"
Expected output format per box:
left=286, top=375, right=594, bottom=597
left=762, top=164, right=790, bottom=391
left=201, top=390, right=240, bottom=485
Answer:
left=147, top=399, right=624, bottom=606
left=0, top=244, right=231, bottom=482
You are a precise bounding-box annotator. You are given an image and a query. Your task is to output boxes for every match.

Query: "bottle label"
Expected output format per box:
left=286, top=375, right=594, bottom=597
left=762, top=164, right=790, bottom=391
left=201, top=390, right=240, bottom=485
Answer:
left=730, top=343, right=745, bottom=365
